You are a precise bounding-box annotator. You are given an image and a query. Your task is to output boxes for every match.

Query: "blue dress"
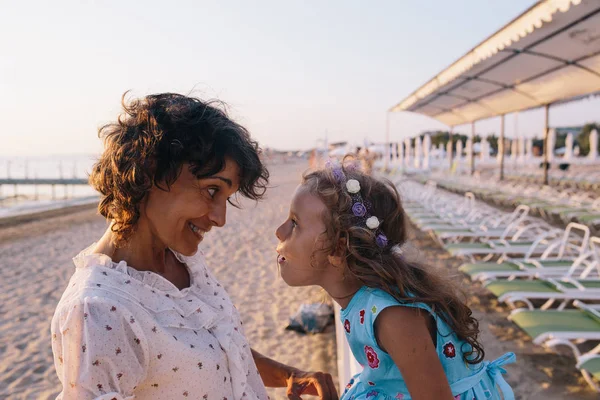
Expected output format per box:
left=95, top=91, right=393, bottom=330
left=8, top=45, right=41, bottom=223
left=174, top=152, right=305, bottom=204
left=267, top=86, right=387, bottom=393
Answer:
left=340, top=286, right=515, bottom=400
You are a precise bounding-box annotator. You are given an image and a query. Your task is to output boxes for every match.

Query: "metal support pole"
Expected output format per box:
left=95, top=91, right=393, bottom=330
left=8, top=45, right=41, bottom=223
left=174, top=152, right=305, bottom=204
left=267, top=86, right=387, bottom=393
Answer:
left=499, top=115, right=505, bottom=181
left=543, top=104, right=550, bottom=185
left=470, top=121, right=476, bottom=175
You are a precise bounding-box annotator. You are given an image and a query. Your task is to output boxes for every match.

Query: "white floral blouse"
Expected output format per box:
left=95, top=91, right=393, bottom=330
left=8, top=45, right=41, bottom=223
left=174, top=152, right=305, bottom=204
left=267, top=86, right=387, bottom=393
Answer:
left=51, top=245, right=269, bottom=400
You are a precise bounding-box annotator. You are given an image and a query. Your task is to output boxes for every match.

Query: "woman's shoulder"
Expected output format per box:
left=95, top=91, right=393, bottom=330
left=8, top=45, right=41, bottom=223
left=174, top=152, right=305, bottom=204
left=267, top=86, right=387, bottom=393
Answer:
left=55, top=267, right=138, bottom=316
left=54, top=247, right=143, bottom=320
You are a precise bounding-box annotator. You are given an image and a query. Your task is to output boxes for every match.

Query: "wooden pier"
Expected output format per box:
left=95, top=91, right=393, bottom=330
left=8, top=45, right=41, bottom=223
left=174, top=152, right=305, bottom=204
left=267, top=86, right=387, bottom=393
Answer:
left=0, top=178, right=88, bottom=185
left=0, top=178, right=89, bottom=200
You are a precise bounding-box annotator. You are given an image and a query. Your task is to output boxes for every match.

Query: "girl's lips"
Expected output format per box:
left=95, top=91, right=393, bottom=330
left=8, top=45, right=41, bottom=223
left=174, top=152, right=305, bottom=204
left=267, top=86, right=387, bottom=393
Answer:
left=277, top=254, right=286, bottom=264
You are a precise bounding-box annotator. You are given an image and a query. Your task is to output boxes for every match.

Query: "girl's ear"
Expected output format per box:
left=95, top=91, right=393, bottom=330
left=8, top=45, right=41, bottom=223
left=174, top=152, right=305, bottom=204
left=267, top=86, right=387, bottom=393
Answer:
left=328, top=237, right=347, bottom=267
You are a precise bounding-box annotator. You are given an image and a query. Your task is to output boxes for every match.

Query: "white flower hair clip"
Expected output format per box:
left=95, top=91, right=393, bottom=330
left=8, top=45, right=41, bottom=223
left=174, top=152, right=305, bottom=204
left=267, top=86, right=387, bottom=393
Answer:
left=325, top=162, right=388, bottom=249
left=366, top=216, right=380, bottom=230
left=346, top=179, right=361, bottom=194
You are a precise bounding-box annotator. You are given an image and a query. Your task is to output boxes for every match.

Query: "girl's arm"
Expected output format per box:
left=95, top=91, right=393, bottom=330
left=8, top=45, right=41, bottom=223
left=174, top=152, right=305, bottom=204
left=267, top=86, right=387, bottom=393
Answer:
left=251, top=349, right=338, bottom=400
left=375, top=307, right=455, bottom=400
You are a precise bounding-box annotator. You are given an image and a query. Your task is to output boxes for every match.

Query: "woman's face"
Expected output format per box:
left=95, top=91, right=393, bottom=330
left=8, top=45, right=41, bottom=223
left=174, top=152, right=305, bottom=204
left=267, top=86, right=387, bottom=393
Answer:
left=142, top=158, right=240, bottom=256
left=275, top=184, right=329, bottom=286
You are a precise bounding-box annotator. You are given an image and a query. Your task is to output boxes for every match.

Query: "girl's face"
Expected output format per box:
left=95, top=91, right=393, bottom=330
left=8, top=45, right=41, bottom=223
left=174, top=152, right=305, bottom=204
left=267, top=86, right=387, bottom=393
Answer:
left=141, top=159, right=240, bottom=256
left=275, top=184, right=329, bottom=286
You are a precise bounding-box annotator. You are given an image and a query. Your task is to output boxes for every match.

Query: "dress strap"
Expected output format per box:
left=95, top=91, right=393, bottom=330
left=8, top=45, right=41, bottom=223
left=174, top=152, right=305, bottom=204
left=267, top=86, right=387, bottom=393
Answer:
left=449, top=352, right=516, bottom=400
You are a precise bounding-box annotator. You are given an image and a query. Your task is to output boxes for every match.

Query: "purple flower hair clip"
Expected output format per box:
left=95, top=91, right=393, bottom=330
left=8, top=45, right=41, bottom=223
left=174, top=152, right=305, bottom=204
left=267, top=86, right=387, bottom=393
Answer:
left=327, top=161, right=389, bottom=251
left=375, top=233, right=388, bottom=248
left=332, top=167, right=345, bottom=183
left=352, top=202, right=367, bottom=217
left=345, top=160, right=361, bottom=173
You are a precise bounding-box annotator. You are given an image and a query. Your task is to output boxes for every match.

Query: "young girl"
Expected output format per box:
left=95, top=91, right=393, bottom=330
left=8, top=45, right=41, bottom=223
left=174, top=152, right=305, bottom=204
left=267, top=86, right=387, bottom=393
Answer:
left=275, top=161, right=515, bottom=400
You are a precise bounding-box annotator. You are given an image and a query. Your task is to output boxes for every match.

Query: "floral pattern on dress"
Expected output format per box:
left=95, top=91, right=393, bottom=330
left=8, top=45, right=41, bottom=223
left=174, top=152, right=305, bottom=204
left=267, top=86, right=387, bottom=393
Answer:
left=443, top=342, right=457, bottom=359
left=364, top=345, right=380, bottom=369
left=344, top=319, right=351, bottom=333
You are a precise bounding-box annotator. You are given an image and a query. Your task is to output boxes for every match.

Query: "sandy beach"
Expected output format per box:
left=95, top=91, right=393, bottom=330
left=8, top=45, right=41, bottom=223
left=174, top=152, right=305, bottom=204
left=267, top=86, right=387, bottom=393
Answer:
left=0, top=160, right=336, bottom=400
left=0, top=160, right=598, bottom=399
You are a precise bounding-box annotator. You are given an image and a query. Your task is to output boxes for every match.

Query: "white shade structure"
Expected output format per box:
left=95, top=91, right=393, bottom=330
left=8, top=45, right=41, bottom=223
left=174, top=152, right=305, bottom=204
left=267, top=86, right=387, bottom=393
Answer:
left=423, top=134, right=432, bottom=169
left=511, top=139, right=518, bottom=162
left=398, top=141, right=404, bottom=166
left=466, top=138, right=473, bottom=165
left=590, top=129, right=599, bottom=160
left=547, top=128, right=556, bottom=161
left=526, top=138, right=534, bottom=159
left=479, top=140, right=489, bottom=161
left=518, top=136, right=526, bottom=162
left=404, top=138, right=411, bottom=167
left=565, top=133, right=574, bottom=160
left=390, top=1, right=600, bottom=125
left=388, top=0, right=600, bottom=183
left=414, top=136, right=422, bottom=168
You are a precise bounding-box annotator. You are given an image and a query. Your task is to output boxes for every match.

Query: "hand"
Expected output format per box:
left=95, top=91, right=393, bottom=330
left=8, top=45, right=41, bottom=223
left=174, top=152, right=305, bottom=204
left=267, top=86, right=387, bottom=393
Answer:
left=285, top=369, right=338, bottom=400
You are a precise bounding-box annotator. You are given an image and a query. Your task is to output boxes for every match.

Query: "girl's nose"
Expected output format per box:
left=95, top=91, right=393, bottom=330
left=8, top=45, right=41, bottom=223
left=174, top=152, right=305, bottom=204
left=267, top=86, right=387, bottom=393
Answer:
left=275, top=223, right=285, bottom=241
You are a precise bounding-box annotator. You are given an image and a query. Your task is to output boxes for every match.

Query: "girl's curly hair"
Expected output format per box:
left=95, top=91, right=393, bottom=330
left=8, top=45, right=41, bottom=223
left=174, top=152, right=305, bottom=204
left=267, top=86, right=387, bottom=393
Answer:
left=89, top=92, right=269, bottom=246
left=302, top=159, right=484, bottom=364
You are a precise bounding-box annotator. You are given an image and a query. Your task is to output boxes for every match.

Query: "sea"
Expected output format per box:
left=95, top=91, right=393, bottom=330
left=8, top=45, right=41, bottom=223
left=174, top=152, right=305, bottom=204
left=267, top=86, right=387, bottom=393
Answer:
left=0, top=154, right=100, bottom=219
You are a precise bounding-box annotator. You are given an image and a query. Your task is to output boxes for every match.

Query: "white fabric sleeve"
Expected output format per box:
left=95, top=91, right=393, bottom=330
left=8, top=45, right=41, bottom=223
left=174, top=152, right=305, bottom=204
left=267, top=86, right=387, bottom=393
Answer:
left=51, top=297, right=149, bottom=400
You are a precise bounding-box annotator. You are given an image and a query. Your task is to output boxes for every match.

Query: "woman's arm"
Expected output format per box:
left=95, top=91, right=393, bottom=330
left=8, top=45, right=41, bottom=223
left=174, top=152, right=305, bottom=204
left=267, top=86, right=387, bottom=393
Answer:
left=52, top=298, right=148, bottom=399
left=251, top=349, right=338, bottom=400
left=375, top=307, right=455, bottom=400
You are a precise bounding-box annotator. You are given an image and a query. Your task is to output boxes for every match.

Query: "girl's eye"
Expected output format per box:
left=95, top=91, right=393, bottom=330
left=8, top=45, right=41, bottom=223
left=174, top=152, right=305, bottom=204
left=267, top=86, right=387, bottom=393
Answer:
left=291, top=219, right=298, bottom=228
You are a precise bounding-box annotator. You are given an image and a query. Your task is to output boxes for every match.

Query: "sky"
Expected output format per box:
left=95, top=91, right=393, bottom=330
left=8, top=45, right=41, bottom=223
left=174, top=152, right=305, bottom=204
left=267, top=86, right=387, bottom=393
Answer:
left=2, top=0, right=600, bottom=156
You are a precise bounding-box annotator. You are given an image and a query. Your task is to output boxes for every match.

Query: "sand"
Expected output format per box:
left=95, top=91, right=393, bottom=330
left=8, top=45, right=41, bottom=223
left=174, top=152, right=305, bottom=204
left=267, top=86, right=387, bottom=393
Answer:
left=0, top=159, right=598, bottom=399
left=0, top=160, right=336, bottom=400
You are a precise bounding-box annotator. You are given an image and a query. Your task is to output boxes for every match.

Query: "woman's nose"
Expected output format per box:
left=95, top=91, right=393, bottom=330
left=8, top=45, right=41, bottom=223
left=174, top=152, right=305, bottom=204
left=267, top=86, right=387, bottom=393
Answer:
left=209, top=201, right=227, bottom=228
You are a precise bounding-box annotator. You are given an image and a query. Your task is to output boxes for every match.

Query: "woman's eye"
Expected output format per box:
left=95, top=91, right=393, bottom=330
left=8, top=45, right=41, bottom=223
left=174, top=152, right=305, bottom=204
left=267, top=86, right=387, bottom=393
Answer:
left=207, top=188, right=218, bottom=198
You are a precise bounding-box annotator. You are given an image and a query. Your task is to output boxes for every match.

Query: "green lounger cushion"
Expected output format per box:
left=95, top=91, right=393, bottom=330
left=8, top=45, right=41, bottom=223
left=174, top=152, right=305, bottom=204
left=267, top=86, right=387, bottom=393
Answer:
left=485, top=280, right=561, bottom=297
left=579, top=357, right=600, bottom=380
left=460, top=260, right=574, bottom=276
left=434, top=228, right=473, bottom=235
left=459, top=262, right=520, bottom=275
left=511, top=310, right=600, bottom=340
left=445, top=243, right=492, bottom=251
left=519, top=260, right=575, bottom=269
left=487, top=241, right=534, bottom=247
left=576, top=214, right=600, bottom=222
left=485, top=280, right=600, bottom=297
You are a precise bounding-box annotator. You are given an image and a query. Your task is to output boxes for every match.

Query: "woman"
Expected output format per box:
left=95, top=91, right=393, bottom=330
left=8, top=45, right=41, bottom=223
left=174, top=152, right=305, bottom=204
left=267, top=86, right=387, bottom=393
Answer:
left=51, top=93, right=337, bottom=400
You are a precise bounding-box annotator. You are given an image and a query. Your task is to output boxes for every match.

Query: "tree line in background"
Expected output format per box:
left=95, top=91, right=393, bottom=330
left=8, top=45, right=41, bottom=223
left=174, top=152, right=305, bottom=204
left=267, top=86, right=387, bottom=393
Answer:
left=412, top=123, right=600, bottom=156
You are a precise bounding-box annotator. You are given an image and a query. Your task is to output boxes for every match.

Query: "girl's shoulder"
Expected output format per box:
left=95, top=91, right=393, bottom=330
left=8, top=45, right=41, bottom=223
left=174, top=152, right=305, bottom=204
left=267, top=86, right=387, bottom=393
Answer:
left=360, top=286, right=433, bottom=314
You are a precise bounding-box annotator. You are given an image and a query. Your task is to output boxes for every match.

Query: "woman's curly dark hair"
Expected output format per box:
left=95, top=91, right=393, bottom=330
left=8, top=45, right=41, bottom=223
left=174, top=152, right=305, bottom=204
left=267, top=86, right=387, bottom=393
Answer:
left=302, top=158, right=484, bottom=365
left=90, top=92, right=269, bottom=246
